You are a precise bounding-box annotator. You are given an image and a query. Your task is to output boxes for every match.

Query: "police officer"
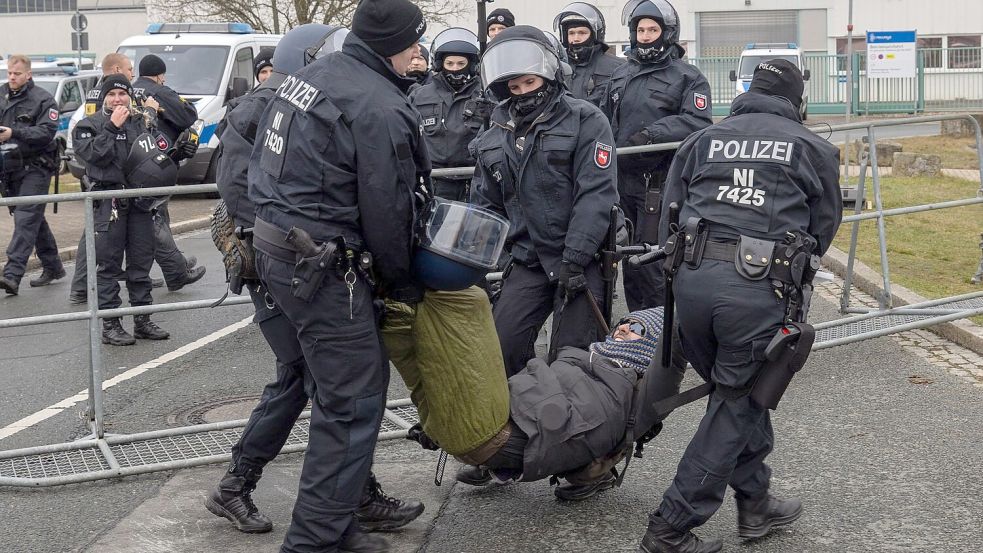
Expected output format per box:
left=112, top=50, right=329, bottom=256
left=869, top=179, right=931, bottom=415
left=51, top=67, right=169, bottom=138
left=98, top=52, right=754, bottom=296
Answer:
left=209, top=24, right=423, bottom=538
left=601, top=0, right=712, bottom=311
left=406, top=45, right=432, bottom=88
left=72, top=75, right=174, bottom=345
left=247, top=0, right=430, bottom=549
left=486, top=8, right=515, bottom=39
left=254, top=49, right=274, bottom=85
left=82, top=53, right=134, bottom=118
left=0, top=55, right=63, bottom=295
left=409, top=28, right=484, bottom=202
left=637, top=60, right=841, bottom=552
left=552, top=2, right=624, bottom=104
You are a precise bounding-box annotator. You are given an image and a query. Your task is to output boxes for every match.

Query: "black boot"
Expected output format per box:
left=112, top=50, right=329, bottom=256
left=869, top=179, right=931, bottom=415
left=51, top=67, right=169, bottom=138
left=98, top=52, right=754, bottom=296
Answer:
left=167, top=265, right=206, bottom=291
left=455, top=465, right=492, bottom=486
left=29, top=267, right=67, bottom=287
left=204, top=471, right=273, bottom=533
left=554, top=472, right=617, bottom=501
left=355, top=473, right=425, bottom=532
left=133, top=314, right=170, bottom=340
left=340, top=529, right=391, bottom=552
left=639, top=514, right=722, bottom=553
left=102, top=318, right=136, bottom=346
left=69, top=290, right=87, bottom=305
left=186, top=255, right=198, bottom=269
left=0, top=275, right=18, bottom=296
left=736, top=494, right=802, bottom=539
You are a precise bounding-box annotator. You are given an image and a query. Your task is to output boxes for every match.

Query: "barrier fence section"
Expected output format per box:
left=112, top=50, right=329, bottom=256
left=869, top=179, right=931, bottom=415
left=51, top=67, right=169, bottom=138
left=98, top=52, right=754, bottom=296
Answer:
left=1, top=115, right=982, bottom=487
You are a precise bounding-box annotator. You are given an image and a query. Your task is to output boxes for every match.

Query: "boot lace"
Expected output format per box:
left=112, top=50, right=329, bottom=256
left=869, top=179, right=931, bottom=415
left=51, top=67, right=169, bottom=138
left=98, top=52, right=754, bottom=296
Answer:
left=367, top=480, right=402, bottom=511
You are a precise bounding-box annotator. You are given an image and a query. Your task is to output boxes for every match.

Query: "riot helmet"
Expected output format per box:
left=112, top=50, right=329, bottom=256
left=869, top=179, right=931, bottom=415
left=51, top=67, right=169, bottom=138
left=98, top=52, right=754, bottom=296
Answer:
left=480, top=25, right=561, bottom=104
left=413, top=198, right=510, bottom=291
left=271, top=24, right=350, bottom=82
left=431, top=28, right=481, bottom=89
left=621, top=0, right=679, bottom=63
left=542, top=31, right=573, bottom=85
left=124, top=133, right=179, bottom=189
left=553, top=2, right=607, bottom=63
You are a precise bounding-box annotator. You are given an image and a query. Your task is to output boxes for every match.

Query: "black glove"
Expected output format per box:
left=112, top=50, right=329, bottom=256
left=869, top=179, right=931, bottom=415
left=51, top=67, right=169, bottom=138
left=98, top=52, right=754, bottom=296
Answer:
left=406, top=423, right=440, bottom=451
left=169, top=139, right=198, bottom=162
left=558, top=261, right=587, bottom=297
left=462, top=97, right=494, bottom=129
left=626, top=131, right=651, bottom=147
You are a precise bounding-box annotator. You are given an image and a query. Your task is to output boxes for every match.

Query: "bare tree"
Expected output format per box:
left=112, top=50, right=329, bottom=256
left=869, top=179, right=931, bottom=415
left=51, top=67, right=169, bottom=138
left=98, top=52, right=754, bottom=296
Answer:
left=148, top=0, right=466, bottom=35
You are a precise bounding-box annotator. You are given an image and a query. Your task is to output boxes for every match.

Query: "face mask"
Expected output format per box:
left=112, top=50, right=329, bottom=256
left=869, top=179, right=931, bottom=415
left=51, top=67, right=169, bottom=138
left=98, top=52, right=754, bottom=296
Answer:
left=406, top=69, right=427, bottom=79
left=511, top=82, right=552, bottom=116
left=567, top=37, right=595, bottom=64
left=442, top=67, right=472, bottom=90
left=634, top=35, right=666, bottom=62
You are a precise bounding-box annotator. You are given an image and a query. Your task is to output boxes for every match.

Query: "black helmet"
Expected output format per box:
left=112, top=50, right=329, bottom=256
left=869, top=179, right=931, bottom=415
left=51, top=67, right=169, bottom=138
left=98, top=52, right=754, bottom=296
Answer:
left=124, top=133, right=179, bottom=189
left=552, top=2, right=607, bottom=47
left=480, top=25, right=561, bottom=99
left=271, top=24, right=350, bottom=81
left=622, top=0, right=679, bottom=61
left=541, top=31, right=573, bottom=85
left=430, top=27, right=481, bottom=76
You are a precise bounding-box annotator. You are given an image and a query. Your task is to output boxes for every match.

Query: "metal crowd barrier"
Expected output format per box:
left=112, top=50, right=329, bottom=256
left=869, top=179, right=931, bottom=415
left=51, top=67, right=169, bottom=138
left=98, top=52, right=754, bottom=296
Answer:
left=1, top=114, right=982, bottom=487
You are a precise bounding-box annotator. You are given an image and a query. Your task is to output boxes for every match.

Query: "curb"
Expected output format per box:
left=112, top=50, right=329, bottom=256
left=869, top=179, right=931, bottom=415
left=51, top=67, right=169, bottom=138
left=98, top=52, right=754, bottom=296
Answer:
left=822, top=246, right=983, bottom=355
left=22, top=215, right=213, bottom=272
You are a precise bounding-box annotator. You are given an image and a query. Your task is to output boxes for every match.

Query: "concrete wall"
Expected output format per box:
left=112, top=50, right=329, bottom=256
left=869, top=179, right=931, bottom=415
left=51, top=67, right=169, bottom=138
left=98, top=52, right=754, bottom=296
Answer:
left=0, top=9, right=148, bottom=61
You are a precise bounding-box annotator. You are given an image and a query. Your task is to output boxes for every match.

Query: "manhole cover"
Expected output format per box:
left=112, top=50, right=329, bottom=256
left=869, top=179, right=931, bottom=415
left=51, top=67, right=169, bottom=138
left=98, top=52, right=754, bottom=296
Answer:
left=167, top=395, right=311, bottom=425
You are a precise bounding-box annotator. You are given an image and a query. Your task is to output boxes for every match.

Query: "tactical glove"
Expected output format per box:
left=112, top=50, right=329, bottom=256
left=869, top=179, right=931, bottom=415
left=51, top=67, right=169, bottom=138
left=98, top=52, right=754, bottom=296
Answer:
left=626, top=131, right=651, bottom=147
left=169, top=139, right=199, bottom=162
left=406, top=423, right=440, bottom=451
left=559, top=261, right=587, bottom=297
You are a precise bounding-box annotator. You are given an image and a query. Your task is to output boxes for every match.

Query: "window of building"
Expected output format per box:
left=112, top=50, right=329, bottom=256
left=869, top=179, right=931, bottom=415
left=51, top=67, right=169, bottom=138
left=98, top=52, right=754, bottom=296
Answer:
left=917, top=37, right=943, bottom=69
left=0, top=0, right=77, bottom=13
left=948, top=35, right=981, bottom=69
left=836, top=37, right=866, bottom=72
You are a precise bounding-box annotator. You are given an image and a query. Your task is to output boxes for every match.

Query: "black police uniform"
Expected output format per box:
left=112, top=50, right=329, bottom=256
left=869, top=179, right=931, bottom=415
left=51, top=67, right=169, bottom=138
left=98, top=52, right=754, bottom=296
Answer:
left=409, top=73, right=484, bottom=202
left=651, top=91, right=841, bottom=533
left=72, top=110, right=158, bottom=311
left=470, top=91, right=619, bottom=377
left=568, top=44, right=623, bottom=105
left=600, top=46, right=712, bottom=310
left=0, top=79, right=62, bottom=289
left=247, top=34, right=428, bottom=551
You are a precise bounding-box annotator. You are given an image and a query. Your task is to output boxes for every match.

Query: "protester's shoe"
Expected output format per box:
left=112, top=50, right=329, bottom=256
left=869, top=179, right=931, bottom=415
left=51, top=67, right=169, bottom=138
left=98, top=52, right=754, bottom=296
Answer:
left=185, top=255, right=198, bottom=269
left=133, top=315, right=170, bottom=340
left=102, top=317, right=136, bottom=346
left=736, top=494, right=802, bottom=539
left=455, top=465, right=492, bottom=486
left=167, top=266, right=206, bottom=291
left=0, top=275, right=19, bottom=296
left=340, top=529, right=391, bottom=553
left=29, top=268, right=66, bottom=287
left=204, top=473, right=273, bottom=534
left=554, top=472, right=617, bottom=501
left=69, top=290, right=87, bottom=305
left=639, top=514, right=723, bottom=553
left=355, top=473, right=425, bottom=532
left=152, top=278, right=165, bottom=288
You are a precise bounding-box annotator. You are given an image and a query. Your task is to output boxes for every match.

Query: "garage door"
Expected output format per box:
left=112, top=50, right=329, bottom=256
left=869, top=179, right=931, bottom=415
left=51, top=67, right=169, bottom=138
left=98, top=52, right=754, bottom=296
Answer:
left=698, top=11, right=798, bottom=57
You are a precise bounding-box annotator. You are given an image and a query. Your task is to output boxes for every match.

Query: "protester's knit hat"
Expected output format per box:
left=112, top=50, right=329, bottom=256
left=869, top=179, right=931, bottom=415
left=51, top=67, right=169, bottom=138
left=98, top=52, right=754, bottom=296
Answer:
left=589, top=307, right=664, bottom=373
left=351, top=0, right=427, bottom=57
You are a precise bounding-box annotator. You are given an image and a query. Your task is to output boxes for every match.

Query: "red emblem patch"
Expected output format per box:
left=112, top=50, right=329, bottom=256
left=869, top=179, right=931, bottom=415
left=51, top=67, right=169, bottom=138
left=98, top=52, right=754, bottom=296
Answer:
left=48, top=108, right=59, bottom=121
left=594, top=142, right=612, bottom=169
left=156, top=135, right=169, bottom=150
left=694, top=93, right=708, bottom=111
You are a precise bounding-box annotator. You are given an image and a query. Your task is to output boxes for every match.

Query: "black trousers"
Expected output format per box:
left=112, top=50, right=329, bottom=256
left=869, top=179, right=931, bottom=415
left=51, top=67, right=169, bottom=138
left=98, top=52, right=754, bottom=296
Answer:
left=2, top=167, right=62, bottom=283
left=94, top=201, right=154, bottom=310
left=431, top=176, right=469, bottom=203
left=618, top=168, right=666, bottom=311
left=652, top=260, right=783, bottom=532
left=256, top=251, right=389, bottom=552
left=492, top=261, right=607, bottom=377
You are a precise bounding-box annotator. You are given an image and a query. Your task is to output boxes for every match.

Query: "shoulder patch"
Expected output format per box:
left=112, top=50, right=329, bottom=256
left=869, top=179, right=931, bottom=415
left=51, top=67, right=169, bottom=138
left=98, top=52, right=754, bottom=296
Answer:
left=594, top=142, right=613, bottom=169
left=694, top=93, right=708, bottom=111
left=48, top=108, right=59, bottom=121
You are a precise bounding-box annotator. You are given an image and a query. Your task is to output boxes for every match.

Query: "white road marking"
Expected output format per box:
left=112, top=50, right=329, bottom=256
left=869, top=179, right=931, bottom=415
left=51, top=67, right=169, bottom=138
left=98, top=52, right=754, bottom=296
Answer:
left=0, top=316, right=254, bottom=441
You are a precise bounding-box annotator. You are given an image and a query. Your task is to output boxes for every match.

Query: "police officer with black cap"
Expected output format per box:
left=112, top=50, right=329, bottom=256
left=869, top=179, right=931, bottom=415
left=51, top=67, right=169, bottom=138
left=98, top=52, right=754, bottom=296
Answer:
left=0, top=55, right=64, bottom=295
left=636, top=59, right=841, bottom=553
left=553, top=2, right=624, bottom=104
left=410, top=28, right=485, bottom=202
left=247, top=0, right=430, bottom=549
left=486, top=7, right=515, bottom=39
left=208, top=23, right=423, bottom=538
left=72, top=75, right=176, bottom=345
left=406, top=45, right=433, bottom=89
left=254, top=49, right=274, bottom=85
left=601, top=0, right=712, bottom=311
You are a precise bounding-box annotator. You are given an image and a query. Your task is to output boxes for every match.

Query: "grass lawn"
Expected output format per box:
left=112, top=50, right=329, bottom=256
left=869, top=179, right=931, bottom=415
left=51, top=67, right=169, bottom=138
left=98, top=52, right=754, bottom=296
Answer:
left=839, top=135, right=981, bottom=169
left=48, top=172, right=82, bottom=194
left=833, top=174, right=983, bottom=323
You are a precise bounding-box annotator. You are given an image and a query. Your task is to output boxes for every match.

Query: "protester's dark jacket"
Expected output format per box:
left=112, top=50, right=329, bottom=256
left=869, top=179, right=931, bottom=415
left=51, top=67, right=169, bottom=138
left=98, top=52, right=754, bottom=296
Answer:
left=569, top=44, right=623, bottom=105
left=0, top=80, right=58, bottom=162
left=409, top=74, right=483, bottom=172
left=131, top=76, right=198, bottom=144
left=216, top=81, right=276, bottom=228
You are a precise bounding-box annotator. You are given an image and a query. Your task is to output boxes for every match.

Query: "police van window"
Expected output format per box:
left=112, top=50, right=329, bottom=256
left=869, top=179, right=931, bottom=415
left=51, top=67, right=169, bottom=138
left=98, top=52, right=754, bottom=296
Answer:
left=59, top=80, right=83, bottom=110
left=232, top=47, right=254, bottom=84
left=119, top=45, right=231, bottom=96
left=738, top=54, right=799, bottom=80
left=35, top=80, right=59, bottom=96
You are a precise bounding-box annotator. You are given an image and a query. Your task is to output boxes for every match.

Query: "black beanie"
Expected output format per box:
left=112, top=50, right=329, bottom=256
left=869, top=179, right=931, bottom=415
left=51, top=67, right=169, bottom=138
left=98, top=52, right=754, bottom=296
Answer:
left=138, top=54, right=167, bottom=77
left=351, top=0, right=427, bottom=58
left=100, top=73, right=133, bottom=100
left=419, top=45, right=430, bottom=64
left=486, top=8, right=515, bottom=30
left=254, top=49, right=274, bottom=78
left=747, top=58, right=804, bottom=108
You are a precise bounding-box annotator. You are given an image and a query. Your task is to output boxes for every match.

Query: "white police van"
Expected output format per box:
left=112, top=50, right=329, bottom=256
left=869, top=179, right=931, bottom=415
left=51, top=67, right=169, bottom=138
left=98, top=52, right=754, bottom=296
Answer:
left=729, top=43, right=811, bottom=120
left=66, top=23, right=280, bottom=183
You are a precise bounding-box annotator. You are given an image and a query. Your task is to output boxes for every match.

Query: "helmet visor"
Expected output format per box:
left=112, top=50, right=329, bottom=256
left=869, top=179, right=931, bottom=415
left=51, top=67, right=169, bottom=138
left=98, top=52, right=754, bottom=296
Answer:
left=481, top=38, right=559, bottom=90
left=621, top=0, right=678, bottom=27
left=552, top=2, right=604, bottom=33
left=418, top=199, right=510, bottom=270
left=432, top=28, right=480, bottom=57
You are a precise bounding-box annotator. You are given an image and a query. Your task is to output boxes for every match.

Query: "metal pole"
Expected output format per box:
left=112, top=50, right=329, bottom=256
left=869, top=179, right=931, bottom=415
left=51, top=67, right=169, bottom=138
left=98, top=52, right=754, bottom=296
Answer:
left=866, top=125, right=893, bottom=309
left=843, top=0, right=854, bottom=179
left=83, top=197, right=105, bottom=439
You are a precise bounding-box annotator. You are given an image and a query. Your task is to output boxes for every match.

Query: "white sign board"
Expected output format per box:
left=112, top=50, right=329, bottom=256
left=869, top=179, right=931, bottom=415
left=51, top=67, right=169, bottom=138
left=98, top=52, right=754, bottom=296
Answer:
left=866, top=30, right=917, bottom=79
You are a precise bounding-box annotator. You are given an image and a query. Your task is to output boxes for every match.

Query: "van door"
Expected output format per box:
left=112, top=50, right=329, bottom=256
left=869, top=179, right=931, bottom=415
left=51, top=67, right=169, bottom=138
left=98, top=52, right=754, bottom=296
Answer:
left=227, top=46, right=255, bottom=102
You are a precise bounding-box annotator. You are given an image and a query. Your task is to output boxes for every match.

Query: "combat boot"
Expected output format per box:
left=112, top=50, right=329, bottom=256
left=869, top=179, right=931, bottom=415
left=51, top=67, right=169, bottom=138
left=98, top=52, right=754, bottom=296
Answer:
left=204, top=471, right=273, bottom=533
left=355, top=472, right=425, bottom=532
left=639, top=514, right=722, bottom=553
left=68, top=290, right=87, bottom=305
left=102, top=318, right=136, bottom=346
left=454, top=465, right=492, bottom=486
left=341, top=529, right=391, bottom=552
left=167, top=266, right=206, bottom=291
left=0, top=275, right=19, bottom=296
left=554, top=472, right=617, bottom=501
left=29, top=268, right=66, bottom=287
left=736, top=494, right=802, bottom=539
left=133, top=315, right=170, bottom=340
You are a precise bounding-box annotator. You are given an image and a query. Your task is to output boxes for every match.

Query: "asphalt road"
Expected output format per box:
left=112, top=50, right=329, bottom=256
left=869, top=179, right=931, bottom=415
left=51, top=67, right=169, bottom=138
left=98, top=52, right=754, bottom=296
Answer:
left=1, top=230, right=981, bottom=552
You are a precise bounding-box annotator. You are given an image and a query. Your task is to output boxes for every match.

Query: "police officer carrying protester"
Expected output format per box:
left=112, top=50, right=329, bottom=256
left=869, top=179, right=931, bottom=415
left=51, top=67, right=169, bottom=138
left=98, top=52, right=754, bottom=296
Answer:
left=636, top=60, right=841, bottom=553
left=208, top=24, right=423, bottom=538
left=485, top=8, right=515, bottom=39
left=601, top=0, right=712, bottom=311
left=247, top=0, right=430, bottom=549
left=410, top=28, right=485, bottom=202
left=0, top=55, right=64, bottom=295
left=72, top=75, right=175, bottom=345
left=553, top=2, right=624, bottom=104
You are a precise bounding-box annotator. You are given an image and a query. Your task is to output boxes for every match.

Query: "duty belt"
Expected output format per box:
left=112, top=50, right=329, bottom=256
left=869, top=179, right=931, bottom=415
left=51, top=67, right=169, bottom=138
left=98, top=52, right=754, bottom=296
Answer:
left=700, top=240, right=738, bottom=263
left=252, top=217, right=329, bottom=264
